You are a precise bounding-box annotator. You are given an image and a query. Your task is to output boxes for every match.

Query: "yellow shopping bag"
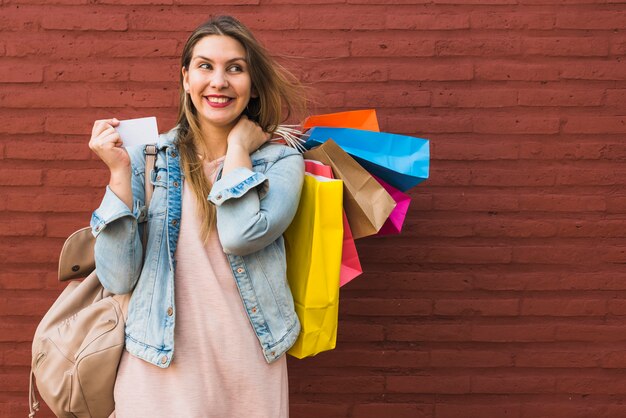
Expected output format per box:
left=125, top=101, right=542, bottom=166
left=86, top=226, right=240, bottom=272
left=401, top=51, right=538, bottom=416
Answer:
left=285, top=173, right=344, bottom=359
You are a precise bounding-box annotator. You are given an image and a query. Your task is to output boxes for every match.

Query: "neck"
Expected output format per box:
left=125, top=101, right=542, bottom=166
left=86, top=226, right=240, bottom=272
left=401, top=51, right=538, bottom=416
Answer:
left=197, top=119, right=234, bottom=160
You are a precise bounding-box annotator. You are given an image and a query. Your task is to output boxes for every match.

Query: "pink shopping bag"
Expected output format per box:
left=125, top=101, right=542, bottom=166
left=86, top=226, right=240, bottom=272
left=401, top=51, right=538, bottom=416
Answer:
left=373, top=175, right=411, bottom=236
left=304, top=160, right=363, bottom=287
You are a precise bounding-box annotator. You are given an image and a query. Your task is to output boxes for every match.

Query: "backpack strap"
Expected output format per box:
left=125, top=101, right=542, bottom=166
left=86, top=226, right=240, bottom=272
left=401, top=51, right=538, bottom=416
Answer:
left=143, top=144, right=158, bottom=250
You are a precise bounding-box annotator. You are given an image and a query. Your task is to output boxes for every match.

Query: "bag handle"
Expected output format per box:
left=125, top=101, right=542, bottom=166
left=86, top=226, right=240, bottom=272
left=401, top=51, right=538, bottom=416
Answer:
left=143, top=144, right=157, bottom=250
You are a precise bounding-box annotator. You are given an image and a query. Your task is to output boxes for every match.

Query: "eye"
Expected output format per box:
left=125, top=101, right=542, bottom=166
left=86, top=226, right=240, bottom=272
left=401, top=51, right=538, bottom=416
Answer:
left=199, top=63, right=212, bottom=70
left=228, top=64, right=243, bottom=73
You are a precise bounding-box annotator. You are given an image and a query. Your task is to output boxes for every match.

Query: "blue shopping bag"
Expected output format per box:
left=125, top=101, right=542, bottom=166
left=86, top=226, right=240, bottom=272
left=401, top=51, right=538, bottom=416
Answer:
left=303, top=127, right=430, bottom=191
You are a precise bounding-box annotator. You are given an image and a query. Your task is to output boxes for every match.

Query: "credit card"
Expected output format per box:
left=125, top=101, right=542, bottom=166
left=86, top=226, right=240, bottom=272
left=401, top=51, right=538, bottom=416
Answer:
left=115, top=116, right=159, bottom=147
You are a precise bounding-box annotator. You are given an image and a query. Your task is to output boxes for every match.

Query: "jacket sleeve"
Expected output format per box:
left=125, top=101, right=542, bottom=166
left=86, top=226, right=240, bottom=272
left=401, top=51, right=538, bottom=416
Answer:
left=208, top=146, right=305, bottom=256
left=89, top=146, right=147, bottom=294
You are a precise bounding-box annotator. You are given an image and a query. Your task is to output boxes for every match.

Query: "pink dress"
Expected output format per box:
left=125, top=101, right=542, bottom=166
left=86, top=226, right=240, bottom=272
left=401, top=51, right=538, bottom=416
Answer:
left=111, top=157, right=289, bottom=418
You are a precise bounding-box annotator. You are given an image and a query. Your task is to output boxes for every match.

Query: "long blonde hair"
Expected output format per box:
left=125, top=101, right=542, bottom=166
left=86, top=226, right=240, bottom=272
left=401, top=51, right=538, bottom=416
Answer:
left=175, top=15, right=307, bottom=242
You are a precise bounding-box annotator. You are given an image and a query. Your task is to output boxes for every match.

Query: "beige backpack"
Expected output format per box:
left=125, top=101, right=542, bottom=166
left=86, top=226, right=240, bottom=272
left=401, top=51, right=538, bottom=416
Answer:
left=29, top=146, right=157, bottom=418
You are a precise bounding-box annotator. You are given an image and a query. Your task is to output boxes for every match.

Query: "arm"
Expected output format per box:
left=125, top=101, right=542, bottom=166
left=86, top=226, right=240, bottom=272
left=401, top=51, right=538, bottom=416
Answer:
left=88, top=119, right=146, bottom=294
left=209, top=147, right=304, bottom=256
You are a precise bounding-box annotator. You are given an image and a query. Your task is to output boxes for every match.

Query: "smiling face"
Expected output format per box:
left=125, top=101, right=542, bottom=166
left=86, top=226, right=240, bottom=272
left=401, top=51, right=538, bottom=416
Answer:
left=182, top=35, right=257, bottom=135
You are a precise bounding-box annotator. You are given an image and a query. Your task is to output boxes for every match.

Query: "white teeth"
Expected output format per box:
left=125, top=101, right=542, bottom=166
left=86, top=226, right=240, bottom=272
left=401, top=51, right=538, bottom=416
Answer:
left=207, top=97, right=231, bottom=103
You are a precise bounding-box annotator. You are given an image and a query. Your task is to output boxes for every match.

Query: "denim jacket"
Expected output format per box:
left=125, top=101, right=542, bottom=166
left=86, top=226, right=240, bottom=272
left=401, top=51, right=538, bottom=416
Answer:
left=90, top=127, right=304, bottom=368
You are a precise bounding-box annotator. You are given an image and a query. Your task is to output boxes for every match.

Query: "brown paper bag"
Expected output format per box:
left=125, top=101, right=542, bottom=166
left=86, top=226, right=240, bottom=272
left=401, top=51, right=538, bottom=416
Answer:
left=304, top=139, right=396, bottom=239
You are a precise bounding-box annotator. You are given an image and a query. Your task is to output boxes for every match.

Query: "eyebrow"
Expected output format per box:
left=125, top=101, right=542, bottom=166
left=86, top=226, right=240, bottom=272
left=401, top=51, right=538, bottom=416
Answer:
left=193, top=56, right=246, bottom=63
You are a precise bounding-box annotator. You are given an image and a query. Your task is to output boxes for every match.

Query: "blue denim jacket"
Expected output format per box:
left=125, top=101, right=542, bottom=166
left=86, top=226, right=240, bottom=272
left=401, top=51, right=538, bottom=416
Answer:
left=90, top=127, right=304, bottom=368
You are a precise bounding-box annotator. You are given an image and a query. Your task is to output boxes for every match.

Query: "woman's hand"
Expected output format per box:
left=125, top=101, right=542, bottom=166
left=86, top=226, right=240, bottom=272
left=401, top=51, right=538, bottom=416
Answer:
left=227, top=115, right=271, bottom=154
left=88, top=118, right=130, bottom=174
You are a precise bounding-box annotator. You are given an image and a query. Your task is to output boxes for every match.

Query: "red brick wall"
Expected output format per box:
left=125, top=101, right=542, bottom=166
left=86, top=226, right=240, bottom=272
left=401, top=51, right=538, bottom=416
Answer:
left=2, top=0, right=625, bottom=417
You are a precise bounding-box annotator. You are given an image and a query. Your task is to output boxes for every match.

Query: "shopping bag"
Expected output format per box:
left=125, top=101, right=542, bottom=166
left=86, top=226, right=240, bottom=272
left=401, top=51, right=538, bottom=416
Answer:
left=373, top=175, right=411, bottom=236
left=302, top=109, right=380, bottom=132
left=303, top=140, right=396, bottom=239
left=303, top=127, right=430, bottom=192
left=305, top=160, right=363, bottom=286
left=284, top=173, right=344, bottom=359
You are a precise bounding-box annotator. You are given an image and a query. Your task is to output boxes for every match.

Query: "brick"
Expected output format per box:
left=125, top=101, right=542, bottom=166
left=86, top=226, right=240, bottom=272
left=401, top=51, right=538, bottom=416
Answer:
left=45, top=116, right=93, bottom=135
left=337, top=322, right=385, bottom=342
left=518, top=89, right=604, bottom=106
left=472, top=168, right=557, bottom=186
left=512, top=246, right=595, bottom=264
left=0, top=115, right=44, bottom=134
left=427, top=168, right=472, bottom=186
left=474, top=219, right=558, bottom=238
left=352, top=404, right=432, bottom=418
left=44, top=168, right=109, bottom=187
left=0, top=295, right=52, bottom=316
left=340, top=298, right=432, bottom=316
left=0, top=85, right=88, bottom=108
left=305, top=349, right=430, bottom=369
left=44, top=63, right=130, bottom=82
left=432, top=140, right=519, bottom=160
left=470, top=11, right=555, bottom=29
left=436, top=404, right=521, bottom=418
left=0, top=240, right=60, bottom=263
left=0, top=219, right=45, bottom=237
left=350, top=37, right=435, bottom=58
left=45, top=218, right=91, bottom=238
left=386, top=13, right=469, bottom=30
left=434, top=299, right=519, bottom=316
left=6, top=192, right=100, bottom=212
left=435, top=38, right=521, bottom=56
left=610, top=37, right=626, bottom=55
left=289, top=404, right=349, bottom=418
left=555, top=325, right=626, bottom=342
left=129, top=61, right=180, bottom=82
left=343, top=87, right=430, bottom=107
left=387, top=324, right=471, bottom=342
left=263, top=38, right=350, bottom=58
left=521, top=298, right=607, bottom=316
left=0, top=270, right=47, bottom=290
left=0, top=169, right=42, bottom=185
left=433, top=192, right=519, bottom=212
left=88, top=88, right=177, bottom=108
left=5, top=35, right=179, bottom=59
left=389, top=62, right=473, bottom=81
left=387, top=375, right=470, bottom=394
left=0, top=321, right=37, bottom=342
left=101, top=0, right=173, bottom=3
left=521, top=404, right=605, bottom=418
left=0, top=6, right=43, bottom=31
left=41, top=11, right=128, bottom=31
left=298, top=376, right=385, bottom=393
left=432, top=89, right=518, bottom=108
left=385, top=115, right=472, bottom=134
left=557, top=376, right=626, bottom=394
left=0, top=63, right=43, bottom=82
left=300, top=8, right=384, bottom=30
left=475, top=62, right=560, bottom=81
left=522, top=37, right=609, bottom=56
left=302, top=62, right=387, bottom=83
left=5, top=141, right=90, bottom=161
left=472, top=374, right=555, bottom=393
left=561, top=62, right=626, bottom=80
left=564, top=117, right=626, bottom=134
left=473, top=116, right=560, bottom=134
left=557, top=12, right=626, bottom=30
left=515, top=350, right=600, bottom=368
left=430, top=350, right=513, bottom=367
left=471, top=324, right=556, bottom=342
left=518, top=194, right=605, bottom=212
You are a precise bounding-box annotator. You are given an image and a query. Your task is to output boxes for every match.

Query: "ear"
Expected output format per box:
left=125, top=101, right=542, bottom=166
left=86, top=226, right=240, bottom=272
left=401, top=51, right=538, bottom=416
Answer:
left=250, top=85, right=259, bottom=99
left=181, top=66, right=189, bottom=92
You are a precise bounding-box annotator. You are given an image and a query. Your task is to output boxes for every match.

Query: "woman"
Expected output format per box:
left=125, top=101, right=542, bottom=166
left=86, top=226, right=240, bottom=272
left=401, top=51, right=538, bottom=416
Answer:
left=88, top=15, right=306, bottom=418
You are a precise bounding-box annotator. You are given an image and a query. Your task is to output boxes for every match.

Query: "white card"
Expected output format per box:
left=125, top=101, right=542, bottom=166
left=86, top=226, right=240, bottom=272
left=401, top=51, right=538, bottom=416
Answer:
left=116, top=117, right=159, bottom=147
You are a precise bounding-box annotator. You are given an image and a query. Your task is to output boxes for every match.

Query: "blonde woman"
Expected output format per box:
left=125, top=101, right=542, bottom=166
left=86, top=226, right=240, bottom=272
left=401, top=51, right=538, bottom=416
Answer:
left=88, top=15, right=306, bottom=418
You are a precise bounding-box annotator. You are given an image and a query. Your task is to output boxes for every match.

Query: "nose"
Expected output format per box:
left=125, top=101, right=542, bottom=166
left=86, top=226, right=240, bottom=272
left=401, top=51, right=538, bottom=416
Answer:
left=210, top=69, right=229, bottom=89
